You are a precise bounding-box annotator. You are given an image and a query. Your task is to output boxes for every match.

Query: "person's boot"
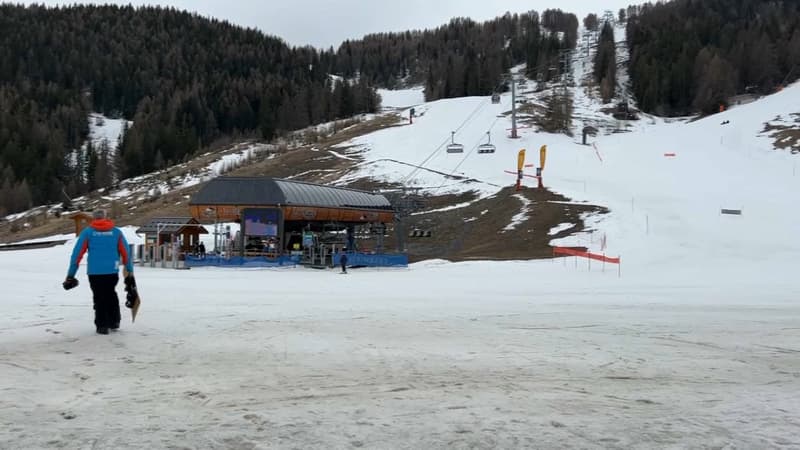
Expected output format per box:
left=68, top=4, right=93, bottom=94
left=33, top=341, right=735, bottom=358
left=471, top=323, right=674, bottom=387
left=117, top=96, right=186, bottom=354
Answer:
left=96, top=326, right=110, bottom=335
left=110, top=322, right=120, bottom=331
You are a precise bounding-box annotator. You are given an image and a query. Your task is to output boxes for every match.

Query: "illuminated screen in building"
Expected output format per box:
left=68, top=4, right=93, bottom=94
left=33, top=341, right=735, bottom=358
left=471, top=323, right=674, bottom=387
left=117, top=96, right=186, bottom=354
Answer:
left=243, top=208, right=279, bottom=237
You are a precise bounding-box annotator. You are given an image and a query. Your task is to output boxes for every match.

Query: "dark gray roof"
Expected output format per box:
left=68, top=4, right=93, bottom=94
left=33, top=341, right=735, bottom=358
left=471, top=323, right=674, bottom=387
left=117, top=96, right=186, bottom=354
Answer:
left=136, top=217, right=208, bottom=234
left=190, top=177, right=392, bottom=210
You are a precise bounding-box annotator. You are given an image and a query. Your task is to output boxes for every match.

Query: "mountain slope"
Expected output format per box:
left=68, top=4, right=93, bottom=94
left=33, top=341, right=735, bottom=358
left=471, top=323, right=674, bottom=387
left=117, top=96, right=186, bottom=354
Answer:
left=334, top=73, right=800, bottom=278
left=3, top=19, right=798, bottom=271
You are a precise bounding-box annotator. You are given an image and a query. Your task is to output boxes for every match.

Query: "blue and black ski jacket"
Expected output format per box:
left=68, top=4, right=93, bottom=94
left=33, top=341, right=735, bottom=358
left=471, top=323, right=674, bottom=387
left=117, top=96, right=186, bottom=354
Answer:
left=67, top=219, right=133, bottom=277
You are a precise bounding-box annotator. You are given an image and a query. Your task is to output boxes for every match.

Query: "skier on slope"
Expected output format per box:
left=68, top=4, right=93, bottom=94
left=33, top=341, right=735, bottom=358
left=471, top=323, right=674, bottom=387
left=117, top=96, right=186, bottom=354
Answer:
left=63, top=209, right=135, bottom=335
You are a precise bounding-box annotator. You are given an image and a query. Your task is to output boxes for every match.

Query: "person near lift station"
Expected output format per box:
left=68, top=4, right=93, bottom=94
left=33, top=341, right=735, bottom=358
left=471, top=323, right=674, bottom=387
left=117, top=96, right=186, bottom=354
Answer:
left=63, top=209, right=135, bottom=335
left=198, top=241, right=206, bottom=258
left=340, top=249, right=348, bottom=274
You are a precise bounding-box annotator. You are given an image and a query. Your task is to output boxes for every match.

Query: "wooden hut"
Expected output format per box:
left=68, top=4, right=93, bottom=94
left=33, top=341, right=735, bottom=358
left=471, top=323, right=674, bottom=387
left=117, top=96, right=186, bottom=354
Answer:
left=135, top=217, right=208, bottom=255
left=68, top=212, right=93, bottom=237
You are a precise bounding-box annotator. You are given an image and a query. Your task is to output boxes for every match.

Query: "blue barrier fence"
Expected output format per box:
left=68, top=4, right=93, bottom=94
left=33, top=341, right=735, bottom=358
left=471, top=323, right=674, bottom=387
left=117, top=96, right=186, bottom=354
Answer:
left=185, top=254, right=300, bottom=268
left=184, top=253, right=407, bottom=268
left=333, top=252, right=408, bottom=268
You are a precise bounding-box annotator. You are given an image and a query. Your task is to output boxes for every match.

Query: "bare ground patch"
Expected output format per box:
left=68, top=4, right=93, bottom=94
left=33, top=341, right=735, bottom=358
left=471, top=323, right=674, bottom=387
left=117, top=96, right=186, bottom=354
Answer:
left=398, top=186, right=605, bottom=262
left=762, top=114, right=800, bottom=154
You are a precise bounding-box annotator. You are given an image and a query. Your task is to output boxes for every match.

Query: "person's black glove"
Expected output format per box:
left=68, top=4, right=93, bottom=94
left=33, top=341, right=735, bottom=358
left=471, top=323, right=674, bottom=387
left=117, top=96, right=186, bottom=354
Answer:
left=62, top=277, right=79, bottom=291
left=124, top=275, right=137, bottom=308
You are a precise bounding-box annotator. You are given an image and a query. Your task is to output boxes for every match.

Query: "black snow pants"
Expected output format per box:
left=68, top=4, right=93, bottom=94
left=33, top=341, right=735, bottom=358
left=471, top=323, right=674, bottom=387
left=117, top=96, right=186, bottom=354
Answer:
left=88, top=274, right=121, bottom=328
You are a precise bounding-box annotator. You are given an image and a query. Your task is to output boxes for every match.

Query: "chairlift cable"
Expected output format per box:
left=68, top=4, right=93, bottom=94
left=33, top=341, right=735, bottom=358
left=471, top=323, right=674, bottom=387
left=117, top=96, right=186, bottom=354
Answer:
left=424, top=72, right=525, bottom=193
left=400, top=75, right=508, bottom=186
left=406, top=74, right=516, bottom=194
left=400, top=97, right=491, bottom=184
left=431, top=115, right=502, bottom=195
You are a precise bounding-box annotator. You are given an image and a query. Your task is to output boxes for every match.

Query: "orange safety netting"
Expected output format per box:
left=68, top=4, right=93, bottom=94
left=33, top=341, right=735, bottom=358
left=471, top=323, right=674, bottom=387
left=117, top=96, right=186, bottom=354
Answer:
left=552, top=247, right=620, bottom=264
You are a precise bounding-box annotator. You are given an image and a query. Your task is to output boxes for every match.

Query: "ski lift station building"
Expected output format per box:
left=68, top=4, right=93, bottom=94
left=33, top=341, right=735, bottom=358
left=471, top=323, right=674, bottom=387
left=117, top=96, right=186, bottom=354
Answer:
left=188, top=177, right=396, bottom=262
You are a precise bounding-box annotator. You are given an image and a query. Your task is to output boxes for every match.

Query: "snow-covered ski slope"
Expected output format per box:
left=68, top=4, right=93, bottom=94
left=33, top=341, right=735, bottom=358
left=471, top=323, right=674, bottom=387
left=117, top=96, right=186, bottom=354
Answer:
left=340, top=76, right=800, bottom=284
left=1, top=228, right=799, bottom=448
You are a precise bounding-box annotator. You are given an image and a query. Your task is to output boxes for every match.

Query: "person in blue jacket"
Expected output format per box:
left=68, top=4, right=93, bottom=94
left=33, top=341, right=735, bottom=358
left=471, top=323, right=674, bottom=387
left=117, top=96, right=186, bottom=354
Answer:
left=63, top=209, right=134, bottom=335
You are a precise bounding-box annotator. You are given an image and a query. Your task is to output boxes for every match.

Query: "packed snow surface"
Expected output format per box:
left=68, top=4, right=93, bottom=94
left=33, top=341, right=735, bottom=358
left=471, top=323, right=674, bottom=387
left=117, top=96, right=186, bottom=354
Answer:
left=377, top=87, right=425, bottom=109
left=1, top=228, right=799, bottom=448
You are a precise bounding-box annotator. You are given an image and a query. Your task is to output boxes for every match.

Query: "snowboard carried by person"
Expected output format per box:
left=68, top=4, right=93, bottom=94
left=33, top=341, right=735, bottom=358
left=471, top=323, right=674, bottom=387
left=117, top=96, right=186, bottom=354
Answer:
left=123, top=269, right=141, bottom=323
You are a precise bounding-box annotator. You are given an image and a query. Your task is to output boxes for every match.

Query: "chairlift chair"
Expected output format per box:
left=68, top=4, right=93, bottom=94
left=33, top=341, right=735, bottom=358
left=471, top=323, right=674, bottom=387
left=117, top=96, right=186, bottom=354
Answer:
left=446, top=131, right=464, bottom=154
left=477, top=131, right=496, bottom=154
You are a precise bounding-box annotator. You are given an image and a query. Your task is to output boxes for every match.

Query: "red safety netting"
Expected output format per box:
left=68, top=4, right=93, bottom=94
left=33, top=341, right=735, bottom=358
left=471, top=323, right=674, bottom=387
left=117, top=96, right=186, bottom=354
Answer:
left=552, top=247, right=620, bottom=264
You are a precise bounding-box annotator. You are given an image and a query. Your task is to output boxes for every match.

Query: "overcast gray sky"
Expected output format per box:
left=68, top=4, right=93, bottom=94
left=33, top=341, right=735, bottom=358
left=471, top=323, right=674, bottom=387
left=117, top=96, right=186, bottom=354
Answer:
left=25, top=0, right=640, bottom=48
